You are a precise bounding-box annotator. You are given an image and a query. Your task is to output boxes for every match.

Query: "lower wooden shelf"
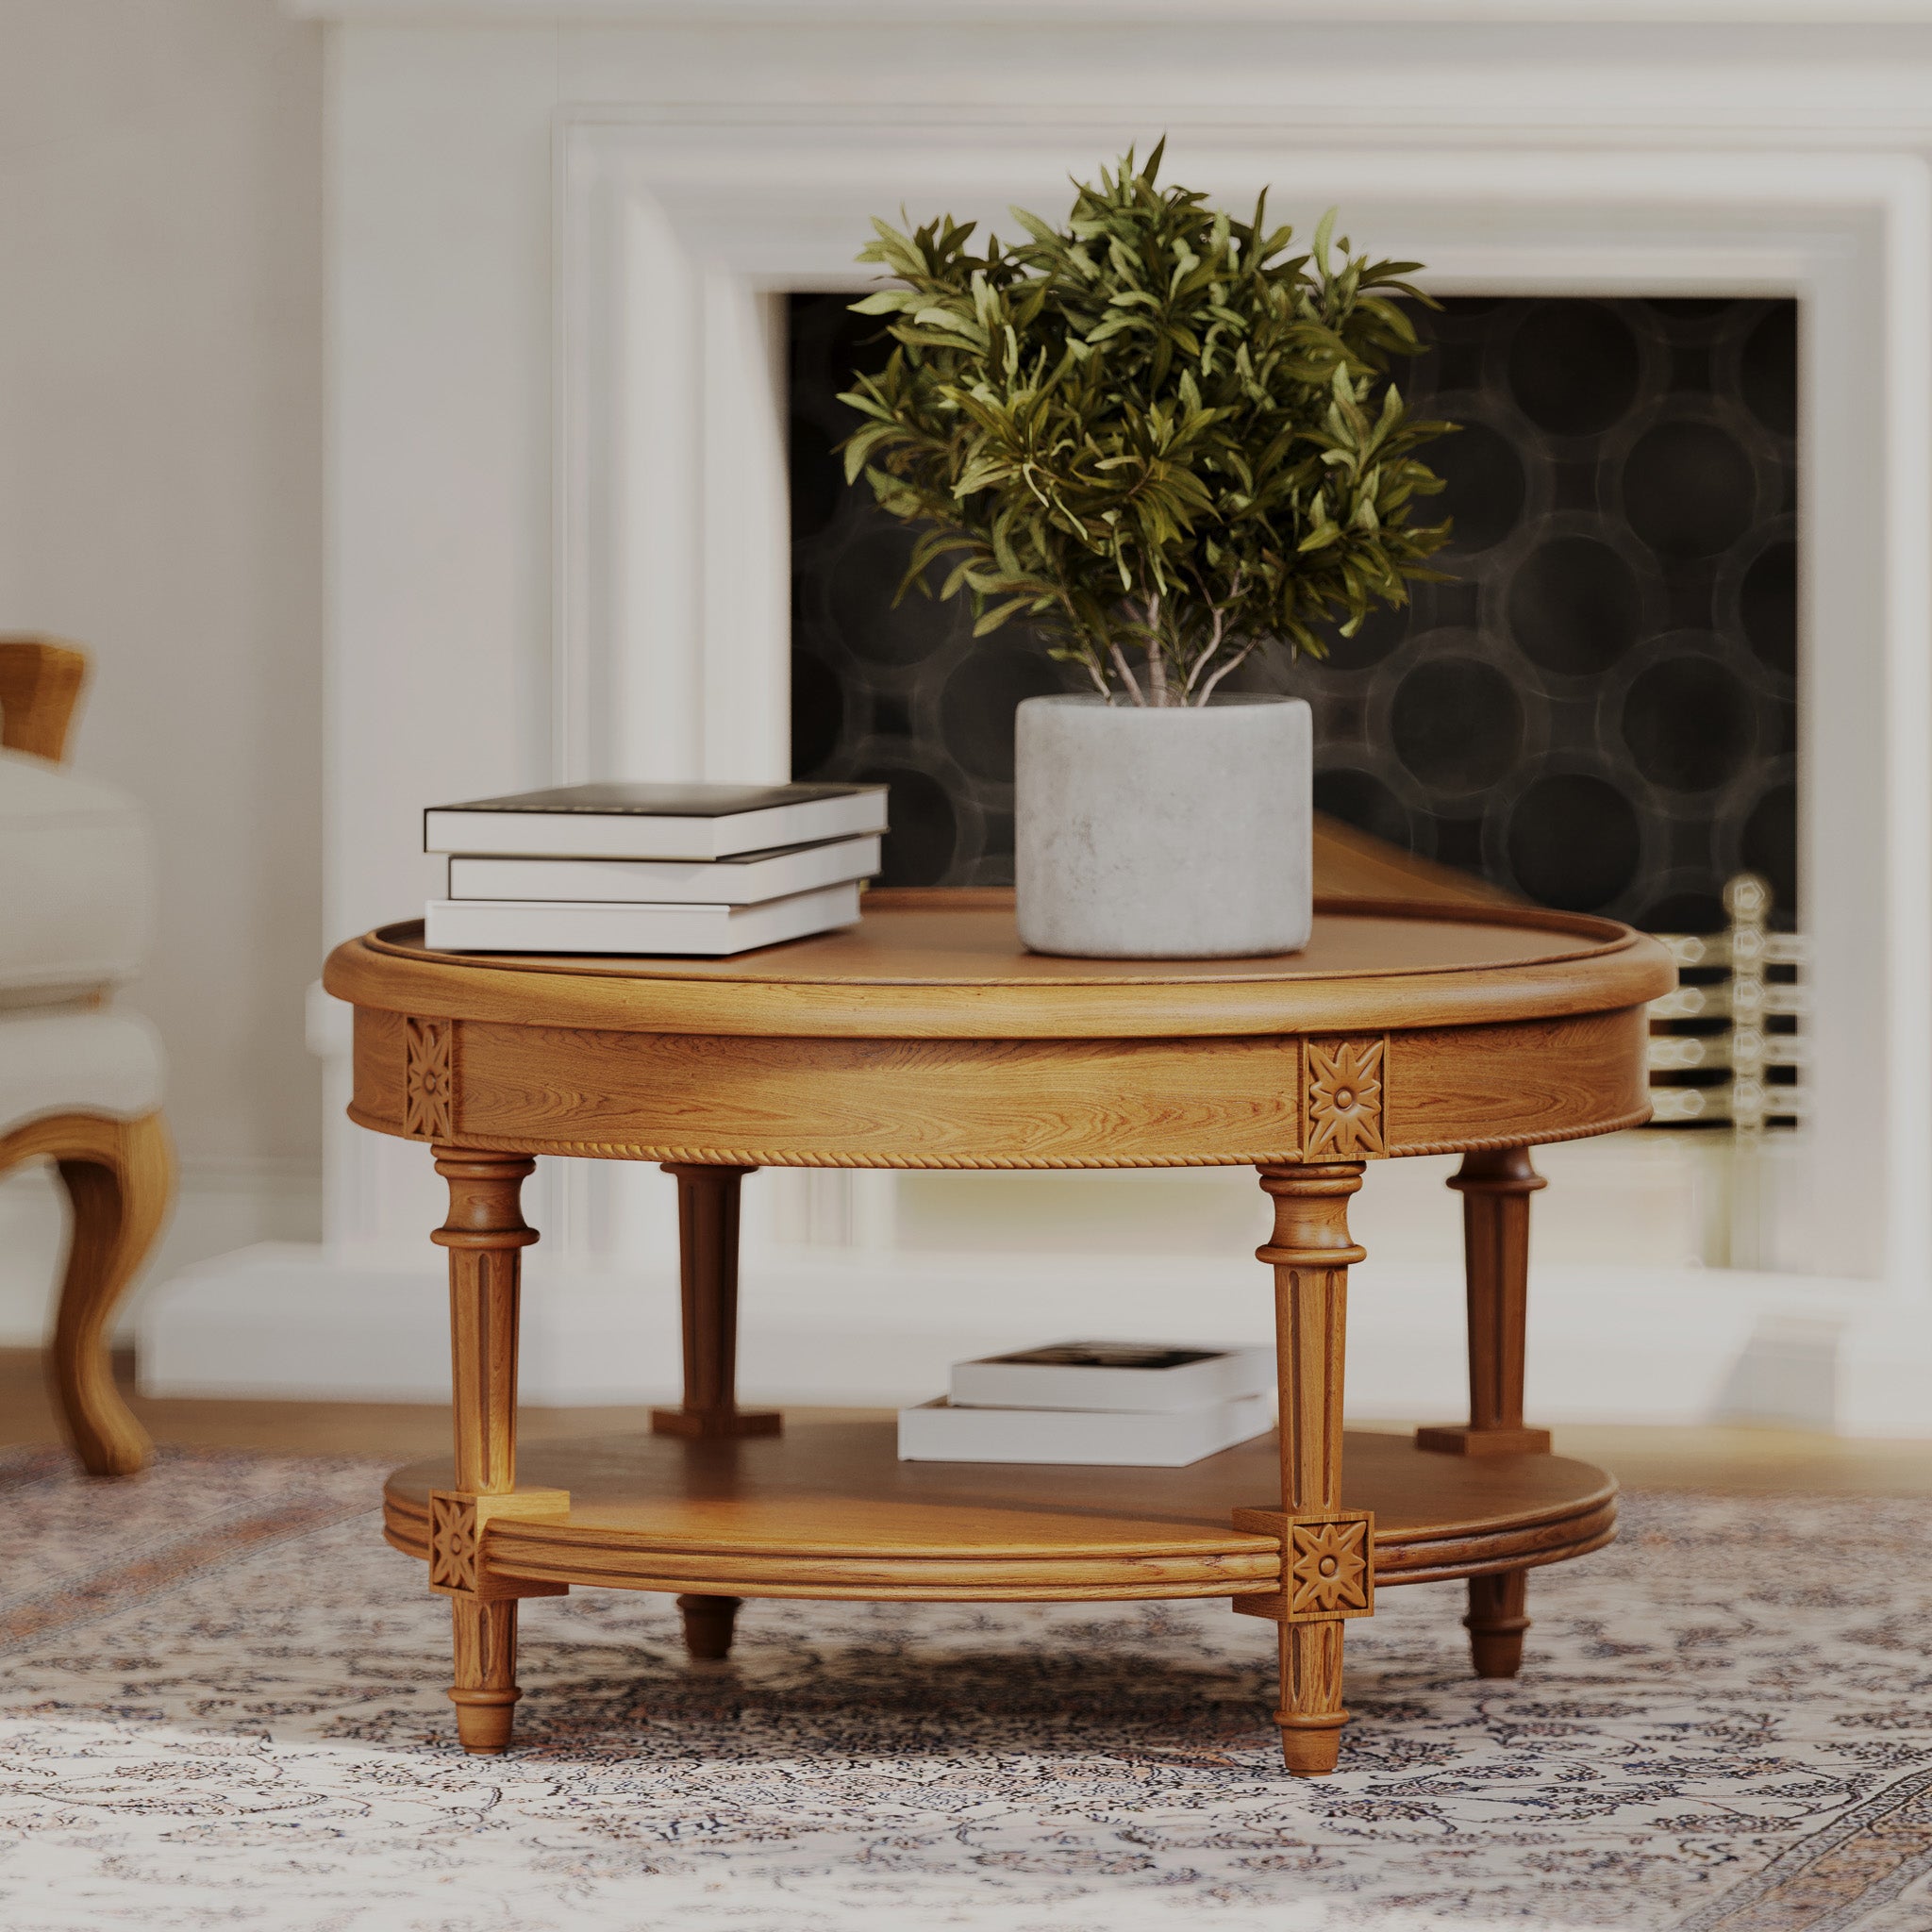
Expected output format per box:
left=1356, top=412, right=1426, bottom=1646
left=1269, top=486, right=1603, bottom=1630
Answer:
left=384, top=1424, right=1616, bottom=1603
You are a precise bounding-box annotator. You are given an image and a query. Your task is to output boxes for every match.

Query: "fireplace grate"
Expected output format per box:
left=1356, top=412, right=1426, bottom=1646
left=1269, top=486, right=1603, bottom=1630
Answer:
left=1647, top=873, right=1806, bottom=1130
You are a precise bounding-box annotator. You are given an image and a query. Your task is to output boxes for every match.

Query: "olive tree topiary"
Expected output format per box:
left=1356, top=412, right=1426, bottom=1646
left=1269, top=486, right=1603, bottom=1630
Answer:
left=839, top=142, right=1456, bottom=707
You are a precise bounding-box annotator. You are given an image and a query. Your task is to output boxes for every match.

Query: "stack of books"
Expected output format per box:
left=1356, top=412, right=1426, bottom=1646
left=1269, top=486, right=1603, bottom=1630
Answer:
left=898, top=1341, right=1275, bottom=1468
left=422, top=781, right=889, bottom=956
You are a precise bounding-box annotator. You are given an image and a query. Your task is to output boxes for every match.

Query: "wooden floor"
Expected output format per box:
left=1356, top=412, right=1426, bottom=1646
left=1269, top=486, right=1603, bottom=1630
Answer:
left=8, top=1349, right=1932, bottom=1495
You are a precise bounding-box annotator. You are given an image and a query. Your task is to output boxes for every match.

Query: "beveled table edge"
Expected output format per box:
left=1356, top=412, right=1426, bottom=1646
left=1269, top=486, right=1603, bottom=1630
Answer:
left=325, top=893, right=1677, bottom=1040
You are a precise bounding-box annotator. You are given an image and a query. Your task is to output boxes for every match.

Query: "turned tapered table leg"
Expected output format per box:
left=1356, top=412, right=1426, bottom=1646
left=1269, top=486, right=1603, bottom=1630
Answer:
left=651, top=1163, right=777, bottom=1664
left=1237, top=1162, right=1374, bottom=1777
left=431, top=1149, right=539, bottom=1754
left=1416, top=1145, right=1550, bottom=1678
left=650, top=1164, right=781, bottom=1441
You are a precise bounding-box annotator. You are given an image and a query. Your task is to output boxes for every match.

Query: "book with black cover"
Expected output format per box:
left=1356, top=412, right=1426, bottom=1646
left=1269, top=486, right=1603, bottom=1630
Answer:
left=425, top=782, right=889, bottom=861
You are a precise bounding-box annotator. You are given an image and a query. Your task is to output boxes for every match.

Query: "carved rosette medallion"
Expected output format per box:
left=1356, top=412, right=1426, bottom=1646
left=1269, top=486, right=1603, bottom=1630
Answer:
left=1306, top=1037, right=1386, bottom=1159
left=405, top=1018, right=455, bottom=1140
left=428, top=1491, right=479, bottom=1594
left=1286, top=1515, right=1374, bottom=1621
left=1230, top=1507, right=1376, bottom=1624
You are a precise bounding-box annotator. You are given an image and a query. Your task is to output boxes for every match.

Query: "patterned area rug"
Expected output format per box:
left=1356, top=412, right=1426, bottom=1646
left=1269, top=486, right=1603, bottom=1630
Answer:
left=4, top=1445, right=1932, bottom=1932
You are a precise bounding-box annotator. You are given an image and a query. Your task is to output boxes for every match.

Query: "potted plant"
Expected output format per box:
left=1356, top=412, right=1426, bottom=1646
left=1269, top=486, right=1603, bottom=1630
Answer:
left=839, top=143, right=1455, bottom=958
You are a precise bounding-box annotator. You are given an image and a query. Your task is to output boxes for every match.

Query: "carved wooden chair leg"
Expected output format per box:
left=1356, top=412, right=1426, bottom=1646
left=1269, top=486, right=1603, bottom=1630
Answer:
left=1234, top=1162, right=1374, bottom=1777
left=426, top=1149, right=563, bottom=1755
left=1415, top=1145, right=1550, bottom=1679
left=676, top=1592, right=742, bottom=1660
left=26, top=1109, right=175, bottom=1477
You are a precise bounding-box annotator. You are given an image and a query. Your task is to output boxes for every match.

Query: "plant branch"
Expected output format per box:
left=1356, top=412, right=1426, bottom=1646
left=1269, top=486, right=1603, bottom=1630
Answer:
left=1191, top=637, right=1261, bottom=706
left=1108, top=633, right=1148, bottom=706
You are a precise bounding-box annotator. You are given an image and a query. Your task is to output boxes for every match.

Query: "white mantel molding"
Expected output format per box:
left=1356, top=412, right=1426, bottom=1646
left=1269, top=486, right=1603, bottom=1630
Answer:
left=558, top=115, right=1932, bottom=1295
left=288, top=1, right=1932, bottom=26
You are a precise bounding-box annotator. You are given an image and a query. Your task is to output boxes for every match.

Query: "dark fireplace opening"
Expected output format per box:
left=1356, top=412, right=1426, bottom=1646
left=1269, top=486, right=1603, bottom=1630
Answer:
left=788, top=292, right=1799, bottom=937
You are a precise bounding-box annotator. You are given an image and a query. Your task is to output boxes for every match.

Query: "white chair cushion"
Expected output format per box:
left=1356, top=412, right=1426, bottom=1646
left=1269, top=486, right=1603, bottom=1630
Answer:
left=0, top=1007, right=165, bottom=1136
left=0, top=749, right=154, bottom=1003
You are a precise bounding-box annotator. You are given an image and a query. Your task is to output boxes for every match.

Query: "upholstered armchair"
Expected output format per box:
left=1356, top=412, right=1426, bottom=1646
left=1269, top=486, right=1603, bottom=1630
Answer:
left=0, top=637, right=172, bottom=1475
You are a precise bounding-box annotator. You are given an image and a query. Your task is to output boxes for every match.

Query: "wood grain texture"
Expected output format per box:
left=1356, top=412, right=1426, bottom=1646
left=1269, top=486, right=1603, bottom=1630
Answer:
left=0, top=635, right=88, bottom=761
left=331, top=891, right=1666, bottom=1771
left=345, top=1008, right=1652, bottom=1171
left=1417, top=1147, right=1551, bottom=1675
left=323, top=897, right=1675, bottom=1042
left=430, top=1150, right=537, bottom=1753
left=649, top=1165, right=781, bottom=1441
left=0, top=1110, right=175, bottom=1476
left=1256, top=1163, right=1366, bottom=1774
left=449, top=1598, right=519, bottom=1754
left=380, top=1425, right=1615, bottom=1601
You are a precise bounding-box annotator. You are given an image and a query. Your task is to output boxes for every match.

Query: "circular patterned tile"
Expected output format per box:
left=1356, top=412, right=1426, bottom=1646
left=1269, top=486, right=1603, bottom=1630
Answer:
left=1312, top=767, right=1418, bottom=852
left=1390, top=656, right=1525, bottom=793
left=1739, top=776, right=1799, bottom=915
left=1740, top=305, right=1799, bottom=438
left=790, top=648, right=844, bottom=776
left=790, top=293, right=1800, bottom=922
left=856, top=762, right=960, bottom=886
left=939, top=644, right=1069, bottom=785
left=1429, top=419, right=1528, bottom=556
left=1507, top=534, right=1645, bottom=677
left=1505, top=771, right=1643, bottom=911
left=1621, top=418, right=1758, bottom=562
left=1507, top=300, right=1642, bottom=436
left=1620, top=650, right=1756, bottom=793
left=826, top=525, right=966, bottom=667
left=1739, top=538, right=1798, bottom=679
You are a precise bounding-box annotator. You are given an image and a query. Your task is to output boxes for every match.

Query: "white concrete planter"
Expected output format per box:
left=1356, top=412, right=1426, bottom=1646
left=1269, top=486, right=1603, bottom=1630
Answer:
left=1014, top=693, right=1312, bottom=959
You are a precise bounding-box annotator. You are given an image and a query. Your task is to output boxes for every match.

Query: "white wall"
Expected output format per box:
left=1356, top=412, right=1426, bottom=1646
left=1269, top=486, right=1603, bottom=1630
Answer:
left=0, top=0, right=326, bottom=1340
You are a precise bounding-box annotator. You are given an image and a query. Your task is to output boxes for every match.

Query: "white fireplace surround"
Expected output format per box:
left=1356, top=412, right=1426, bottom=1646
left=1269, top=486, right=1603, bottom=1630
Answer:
left=147, top=7, right=1932, bottom=1431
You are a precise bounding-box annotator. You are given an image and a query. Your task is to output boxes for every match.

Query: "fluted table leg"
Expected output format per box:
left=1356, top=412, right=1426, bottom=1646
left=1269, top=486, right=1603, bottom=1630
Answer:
left=1234, top=1162, right=1374, bottom=1777
left=430, top=1149, right=539, bottom=1755
left=1416, top=1145, right=1550, bottom=1678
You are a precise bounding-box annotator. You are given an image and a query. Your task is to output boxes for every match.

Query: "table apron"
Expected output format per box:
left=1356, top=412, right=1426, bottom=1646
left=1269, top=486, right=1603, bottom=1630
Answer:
left=351, top=1006, right=1654, bottom=1167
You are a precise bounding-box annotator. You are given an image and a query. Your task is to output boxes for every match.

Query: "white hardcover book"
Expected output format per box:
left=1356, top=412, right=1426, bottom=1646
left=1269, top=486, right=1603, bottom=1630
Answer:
left=425, top=781, right=889, bottom=860
left=423, top=881, right=861, bottom=957
left=896, top=1393, right=1273, bottom=1468
left=949, top=1341, right=1274, bottom=1414
left=446, top=835, right=880, bottom=907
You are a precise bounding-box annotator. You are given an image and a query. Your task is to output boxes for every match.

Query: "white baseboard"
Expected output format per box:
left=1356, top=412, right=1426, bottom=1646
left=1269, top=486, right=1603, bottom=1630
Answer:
left=0, top=1159, right=322, bottom=1350
left=136, top=1236, right=1924, bottom=1437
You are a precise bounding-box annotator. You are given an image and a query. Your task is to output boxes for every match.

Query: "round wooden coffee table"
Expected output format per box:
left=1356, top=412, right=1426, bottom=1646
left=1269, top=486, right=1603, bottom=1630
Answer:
left=322, top=888, right=1674, bottom=1775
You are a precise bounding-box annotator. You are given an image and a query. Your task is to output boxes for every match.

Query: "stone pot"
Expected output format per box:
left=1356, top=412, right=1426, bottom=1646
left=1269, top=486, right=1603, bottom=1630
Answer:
left=1013, top=692, right=1312, bottom=959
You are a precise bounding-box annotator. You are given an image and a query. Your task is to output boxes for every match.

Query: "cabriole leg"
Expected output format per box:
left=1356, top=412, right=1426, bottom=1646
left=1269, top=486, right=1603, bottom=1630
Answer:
left=1240, top=1162, right=1373, bottom=1777
left=45, top=1112, right=175, bottom=1477
left=1416, top=1145, right=1549, bottom=1678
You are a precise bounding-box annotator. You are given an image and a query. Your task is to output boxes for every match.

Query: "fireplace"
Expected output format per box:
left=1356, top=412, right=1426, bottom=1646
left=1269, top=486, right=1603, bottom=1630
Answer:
left=789, top=291, right=1800, bottom=940
left=155, top=10, right=1932, bottom=1434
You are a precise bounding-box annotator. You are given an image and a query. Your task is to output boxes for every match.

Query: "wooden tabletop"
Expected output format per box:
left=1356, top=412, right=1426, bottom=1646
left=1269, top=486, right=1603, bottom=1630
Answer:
left=325, top=889, right=1674, bottom=1041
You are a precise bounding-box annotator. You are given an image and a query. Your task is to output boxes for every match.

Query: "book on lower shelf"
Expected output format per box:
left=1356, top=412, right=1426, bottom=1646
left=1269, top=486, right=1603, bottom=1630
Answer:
left=949, top=1341, right=1274, bottom=1414
left=900, top=1340, right=1276, bottom=1468
left=897, top=1393, right=1273, bottom=1468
